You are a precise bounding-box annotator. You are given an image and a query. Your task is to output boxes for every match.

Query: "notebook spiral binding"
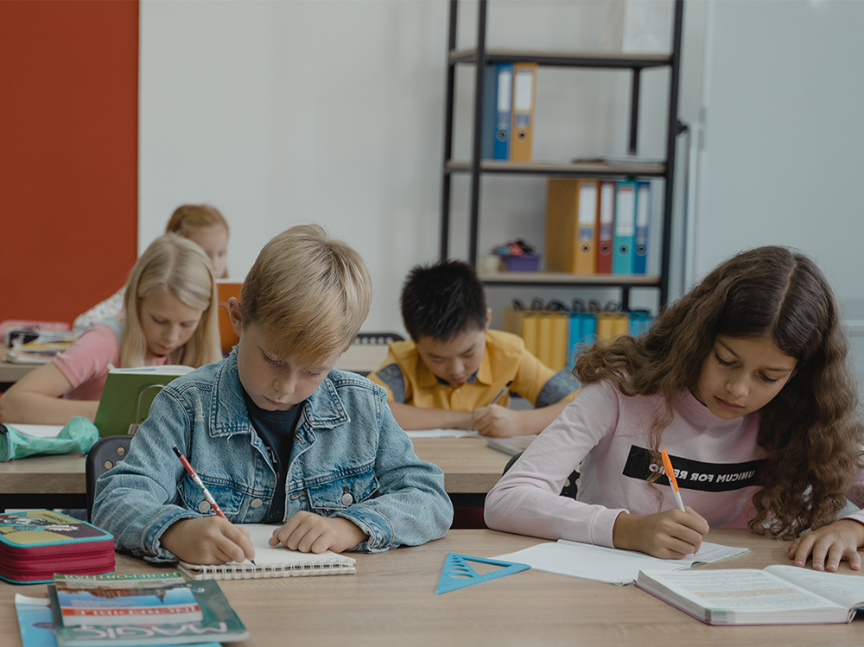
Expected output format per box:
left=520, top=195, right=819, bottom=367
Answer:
left=198, top=560, right=357, bottom=579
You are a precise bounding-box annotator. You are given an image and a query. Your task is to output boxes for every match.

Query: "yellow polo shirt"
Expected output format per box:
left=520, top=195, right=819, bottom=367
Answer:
left=367, top=330, right=579, bottom=410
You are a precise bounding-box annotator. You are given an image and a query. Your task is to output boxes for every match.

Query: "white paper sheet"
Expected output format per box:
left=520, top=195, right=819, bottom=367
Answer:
left=495, top=539, right=749, bottom=585
left=2, top=423, right=64, bottom=438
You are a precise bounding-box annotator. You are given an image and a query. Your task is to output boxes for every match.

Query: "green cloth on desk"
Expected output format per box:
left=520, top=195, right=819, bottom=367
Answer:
left=0, top=417, right=98, bottom=461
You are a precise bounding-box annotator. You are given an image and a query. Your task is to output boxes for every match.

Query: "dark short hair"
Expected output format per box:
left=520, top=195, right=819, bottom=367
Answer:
left=401, top=260, right=487, bottom=341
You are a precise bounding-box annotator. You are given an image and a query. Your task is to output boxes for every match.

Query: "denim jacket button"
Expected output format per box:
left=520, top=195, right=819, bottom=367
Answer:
left=251, top=498, right=263, bottom=508
left=341, top=492, right=353, bottom=506
left=198, top=501, right=211, bottom=513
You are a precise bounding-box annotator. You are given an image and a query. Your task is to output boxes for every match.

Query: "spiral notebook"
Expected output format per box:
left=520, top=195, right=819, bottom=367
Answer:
left=178, top=524, right=356, bottom=580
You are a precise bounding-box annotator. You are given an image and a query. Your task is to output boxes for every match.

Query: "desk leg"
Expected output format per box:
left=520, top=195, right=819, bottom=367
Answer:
left=448, top=494, right=488, bottom=529
left=449, top=493, right=486, bottom=508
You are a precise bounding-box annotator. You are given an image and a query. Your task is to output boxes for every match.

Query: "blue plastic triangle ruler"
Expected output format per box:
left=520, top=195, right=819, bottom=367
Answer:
left=435, top=552, right=530, bottom=595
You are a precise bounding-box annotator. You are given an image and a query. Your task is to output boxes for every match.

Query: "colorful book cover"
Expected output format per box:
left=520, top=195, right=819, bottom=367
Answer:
left=14, top=595, right=219, bottom=647
left=49, top=580, right=249, bottom=647
left=53, top=573, right=202, bottom=627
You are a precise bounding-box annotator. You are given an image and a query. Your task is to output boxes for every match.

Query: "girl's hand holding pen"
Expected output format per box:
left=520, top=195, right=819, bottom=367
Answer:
left=613, top=448, right=710, bottom=559
left=612, top=508, right=710, bottom=560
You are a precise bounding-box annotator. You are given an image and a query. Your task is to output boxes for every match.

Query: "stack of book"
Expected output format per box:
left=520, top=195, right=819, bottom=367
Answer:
left=15, top=571, right=248, bottom=647
left=4, top=331, right=80, bottom=364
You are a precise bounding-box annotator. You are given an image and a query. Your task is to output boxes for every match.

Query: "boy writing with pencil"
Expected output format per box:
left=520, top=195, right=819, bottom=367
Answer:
left=93, top=225, right=453, bottom=564
left=367, top=260, right=579, bottom=438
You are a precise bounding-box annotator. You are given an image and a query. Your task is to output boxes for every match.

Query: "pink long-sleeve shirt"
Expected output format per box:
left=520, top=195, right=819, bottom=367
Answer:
left=485, top=380, right=864, bottom=546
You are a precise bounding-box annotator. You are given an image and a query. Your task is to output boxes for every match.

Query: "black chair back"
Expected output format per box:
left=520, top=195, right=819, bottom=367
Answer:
left=85, top=435, right=132, bottom=521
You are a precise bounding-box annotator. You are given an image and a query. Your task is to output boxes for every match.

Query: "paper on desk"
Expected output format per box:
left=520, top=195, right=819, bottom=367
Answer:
left=405, top=429, right=480, bottom=438
left=494, top=539, right=750, bottom=586
left=2, top=423, right=64, bottom=438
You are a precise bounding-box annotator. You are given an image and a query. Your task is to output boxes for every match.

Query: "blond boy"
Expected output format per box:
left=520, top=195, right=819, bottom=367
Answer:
left=94, top=225, right=453, bottom=563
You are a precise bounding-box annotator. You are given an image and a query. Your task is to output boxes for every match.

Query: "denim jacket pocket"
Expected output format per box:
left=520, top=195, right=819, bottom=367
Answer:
left=305, top=463, right=379, bottom=515
left=178, top=474, right=266, bottom=522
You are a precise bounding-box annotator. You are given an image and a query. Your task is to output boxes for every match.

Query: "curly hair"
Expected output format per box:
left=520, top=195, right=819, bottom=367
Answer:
left=574, top=246, right=863, bottom=539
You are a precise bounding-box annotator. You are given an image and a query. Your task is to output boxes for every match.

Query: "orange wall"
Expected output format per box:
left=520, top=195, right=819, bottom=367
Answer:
left=0, top=0, right=138, bottom=326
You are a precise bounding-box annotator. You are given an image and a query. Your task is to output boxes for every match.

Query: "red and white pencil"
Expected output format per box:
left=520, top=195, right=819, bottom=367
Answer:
left=172, top=445, right=227, bottom=519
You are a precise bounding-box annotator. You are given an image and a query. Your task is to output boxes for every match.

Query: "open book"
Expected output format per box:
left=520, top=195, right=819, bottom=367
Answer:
left=636, top=565, right=864, bottom=625
left=93, top=366, right=194, bottom=437
left=178, top=524, right=356, bottom=580
left=495, top=539, right=749, bottom=585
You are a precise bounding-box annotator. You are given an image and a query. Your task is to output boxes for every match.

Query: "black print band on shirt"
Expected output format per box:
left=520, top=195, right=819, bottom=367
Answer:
left=622, top=445, right=765, bottom=492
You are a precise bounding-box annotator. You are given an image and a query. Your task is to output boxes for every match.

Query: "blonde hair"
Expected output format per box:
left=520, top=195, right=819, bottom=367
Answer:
left=120, top=234, right=222, bottom=368
left=165, top=204, right=229, bottom=237
left=240, top=224, right=372, bottom=367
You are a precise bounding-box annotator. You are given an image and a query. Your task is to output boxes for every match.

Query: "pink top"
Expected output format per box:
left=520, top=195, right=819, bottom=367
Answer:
left=485, top=380, right=864, bottom=546
left=53, top=323, right=167, bottom=401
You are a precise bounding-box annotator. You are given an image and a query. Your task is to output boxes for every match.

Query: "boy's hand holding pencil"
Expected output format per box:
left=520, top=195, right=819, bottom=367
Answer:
left=159, top=445, right=257, bottom=565
left=471, top=382, right=522, bottom=438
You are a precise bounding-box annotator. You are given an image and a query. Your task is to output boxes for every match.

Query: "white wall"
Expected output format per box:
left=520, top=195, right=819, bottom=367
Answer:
left=695, top=0, right=864, bottom=391
left=140, top=0, right=686, bottom=334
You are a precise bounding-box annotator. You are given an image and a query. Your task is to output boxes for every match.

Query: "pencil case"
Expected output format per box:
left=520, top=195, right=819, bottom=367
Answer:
left=0, top=417, right=98, bottom=462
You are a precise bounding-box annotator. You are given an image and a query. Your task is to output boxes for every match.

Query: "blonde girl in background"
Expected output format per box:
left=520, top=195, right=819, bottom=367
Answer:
left=0, top=235, right=221, bottom=425
left=73, top=204, right=230, bottom=329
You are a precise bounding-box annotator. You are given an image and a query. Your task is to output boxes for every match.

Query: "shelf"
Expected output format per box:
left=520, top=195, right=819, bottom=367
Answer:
left=439, top=0, right=684, bottom=308
left=446, top=160, right=666, bottom=178
left=479, top=272, right=661, bottom=288
left=449, top=48, right=673, bottom=69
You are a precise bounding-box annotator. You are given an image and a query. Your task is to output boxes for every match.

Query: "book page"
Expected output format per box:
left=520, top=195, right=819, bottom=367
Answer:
left=405, top=429, right=479, bottom=438
left=494, top=540, right=748, bottom=585
left=641, top=569, right=845, bottom=613
left=766, top=564, right=864, bottom=609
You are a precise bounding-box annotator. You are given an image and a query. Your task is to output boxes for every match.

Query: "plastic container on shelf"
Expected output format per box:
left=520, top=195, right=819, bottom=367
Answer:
left=502, top=254, right=539, bottom=272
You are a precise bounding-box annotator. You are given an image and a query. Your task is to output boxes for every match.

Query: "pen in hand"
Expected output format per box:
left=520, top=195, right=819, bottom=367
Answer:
left=661, top=449, right=686, bottom=513
left=172, top=445, right=255, bottom=565
left=468, top=381, right=514, bottom=432
left=487, top=380, right=513, bottom=407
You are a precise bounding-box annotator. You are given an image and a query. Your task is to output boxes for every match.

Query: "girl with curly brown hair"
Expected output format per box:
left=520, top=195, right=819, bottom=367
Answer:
left=485, top=246, right=864, bottom=572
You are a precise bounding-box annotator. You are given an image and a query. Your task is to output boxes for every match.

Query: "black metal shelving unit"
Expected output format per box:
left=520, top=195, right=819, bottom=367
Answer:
left=439, top=0, right=684, bottom=309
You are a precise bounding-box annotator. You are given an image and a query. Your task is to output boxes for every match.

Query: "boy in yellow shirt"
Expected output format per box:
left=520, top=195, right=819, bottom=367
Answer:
left=367, top=260, right=579, bottom=438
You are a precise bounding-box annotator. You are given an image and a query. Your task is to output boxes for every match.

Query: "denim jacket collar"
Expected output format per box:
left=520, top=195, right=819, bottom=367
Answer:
left=210, top=350, right=351, bottom=438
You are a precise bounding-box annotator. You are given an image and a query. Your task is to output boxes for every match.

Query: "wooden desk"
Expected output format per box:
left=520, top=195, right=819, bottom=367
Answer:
left=0, top=453, right=86, bottom=510
left=413, top=437, right=508, bottom=506
left=0, top=437, right=508, bottom=510
left=3, top=529, right=862, bottom=646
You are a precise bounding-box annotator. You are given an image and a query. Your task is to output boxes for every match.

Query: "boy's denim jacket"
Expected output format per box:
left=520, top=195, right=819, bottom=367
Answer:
left=92, top=351, right=453, bottom=562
